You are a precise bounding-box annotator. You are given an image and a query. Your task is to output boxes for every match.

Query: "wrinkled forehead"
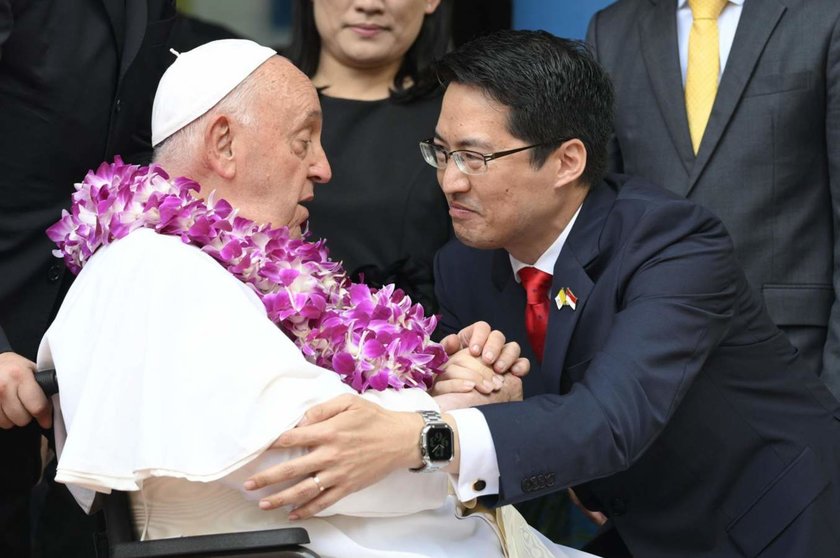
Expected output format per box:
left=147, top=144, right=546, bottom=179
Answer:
left=259, top=57, right=322, bottom=125
left=259, top=57, right=314, bottom=98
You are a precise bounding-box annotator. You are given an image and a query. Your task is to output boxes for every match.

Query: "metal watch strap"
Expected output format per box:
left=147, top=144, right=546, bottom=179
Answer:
left=410, top=410, right=452, bottom=473
left=418, top=410, right=442, bottom=424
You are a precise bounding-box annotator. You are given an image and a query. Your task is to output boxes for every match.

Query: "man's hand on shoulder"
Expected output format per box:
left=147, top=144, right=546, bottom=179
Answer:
left=244, top=394, right=425, bottom=519
left=0, top=352, right=52, bottom=429
left=241, top=322, right=528, bottom=519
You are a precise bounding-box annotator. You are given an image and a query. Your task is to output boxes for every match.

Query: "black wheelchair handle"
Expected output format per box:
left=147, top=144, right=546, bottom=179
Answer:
left=35, top=368, right=59, bottom=396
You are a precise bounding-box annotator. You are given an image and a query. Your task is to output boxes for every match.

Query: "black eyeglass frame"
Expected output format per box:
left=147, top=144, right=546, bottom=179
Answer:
left=419, top=137, right=572, bottom=175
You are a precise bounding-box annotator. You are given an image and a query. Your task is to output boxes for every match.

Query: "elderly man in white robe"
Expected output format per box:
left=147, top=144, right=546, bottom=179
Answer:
left=32, top=40, right=595, bottom=558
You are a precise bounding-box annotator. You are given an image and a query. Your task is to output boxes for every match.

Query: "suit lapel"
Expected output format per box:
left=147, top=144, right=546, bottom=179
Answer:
left=542, top=251, right=594, bottom=394
left=639, top=0, right=695, bottom=183
left=120, top=0, right=149, bottom=80
left=541, top=184, right=614, bottom=394
left=686, top=0, right=787, bottom=193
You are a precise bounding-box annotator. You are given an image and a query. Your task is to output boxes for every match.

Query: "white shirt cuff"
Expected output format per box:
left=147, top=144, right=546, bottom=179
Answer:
left=447, top=408, right=500, bottom=501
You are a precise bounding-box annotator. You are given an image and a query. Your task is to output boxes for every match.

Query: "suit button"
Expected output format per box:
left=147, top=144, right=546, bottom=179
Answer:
left=521, top=478, right=533, bottom=492
left=536, top=474, right=547, bottom=489
left=546, top=473, right=556, bottom=487
left=611, top=497, right=627, bottom=516
left=473, top=480, right=486, bottom=492
left=114, top=98, right=122, bottom=113
left=47, top=263, right=63, bottom=282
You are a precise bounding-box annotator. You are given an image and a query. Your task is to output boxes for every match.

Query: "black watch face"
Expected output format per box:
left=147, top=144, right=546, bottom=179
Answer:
left=427, top=426, right=453, bottom=461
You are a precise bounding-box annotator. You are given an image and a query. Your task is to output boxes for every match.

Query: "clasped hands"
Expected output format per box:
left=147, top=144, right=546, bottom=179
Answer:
left=244, top=321, right=528, bottom=519
left=431, top=321, right=528, bottom=410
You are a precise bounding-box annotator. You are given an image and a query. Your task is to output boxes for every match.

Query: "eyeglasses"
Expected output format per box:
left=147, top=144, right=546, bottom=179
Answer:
left=419, top=138, right=570, bottom=175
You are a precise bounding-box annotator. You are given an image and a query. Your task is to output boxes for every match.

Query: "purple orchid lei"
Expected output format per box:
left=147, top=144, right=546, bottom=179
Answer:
left=47, top=158, right=447, bottom=392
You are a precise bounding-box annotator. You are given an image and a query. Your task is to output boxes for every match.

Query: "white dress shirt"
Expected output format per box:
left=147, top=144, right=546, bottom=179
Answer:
left=448, top=206, right=582, bottom=502
left=677, top=0, right=745, bottom=85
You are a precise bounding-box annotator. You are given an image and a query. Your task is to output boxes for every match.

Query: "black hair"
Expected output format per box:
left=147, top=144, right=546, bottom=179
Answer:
left=433, top=29, right=614, bottom=186
left=285, top=0, right=452, bottom=102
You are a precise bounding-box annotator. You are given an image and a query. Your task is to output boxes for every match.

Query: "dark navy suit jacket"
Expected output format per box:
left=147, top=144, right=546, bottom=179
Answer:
left=434, top=174, right=840, bottom=557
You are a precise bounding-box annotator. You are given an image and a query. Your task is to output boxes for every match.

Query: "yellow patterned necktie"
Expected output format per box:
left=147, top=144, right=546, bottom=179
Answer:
left=685, top=0, right=729, bottom=154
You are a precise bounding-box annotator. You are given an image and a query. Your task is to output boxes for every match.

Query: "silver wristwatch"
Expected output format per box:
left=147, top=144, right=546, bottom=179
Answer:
left=410, top=410, right=454, bottom=473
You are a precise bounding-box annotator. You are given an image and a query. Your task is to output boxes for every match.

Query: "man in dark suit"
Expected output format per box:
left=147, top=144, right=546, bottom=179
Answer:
left=0, top=1, right=177, bottom=555
left=243, top=30, right=840, bottom=558
left=586, top=0, right=840, bottom=400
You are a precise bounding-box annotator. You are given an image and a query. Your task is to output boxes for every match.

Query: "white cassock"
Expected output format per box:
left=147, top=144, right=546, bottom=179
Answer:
left=38, top=228, right=595, bottom=558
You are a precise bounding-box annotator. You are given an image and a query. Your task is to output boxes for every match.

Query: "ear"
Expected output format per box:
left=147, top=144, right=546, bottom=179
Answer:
left=425, top=0, right=442, bottom=15
left=551, top=139, right=587, bottom=190
left=204, top=114, right=236, bottom=180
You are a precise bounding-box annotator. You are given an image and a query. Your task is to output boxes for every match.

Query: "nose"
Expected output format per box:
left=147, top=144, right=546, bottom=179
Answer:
left=353, top=0, right=384, bottom=15
left=439, top=159, right=469, bottom=195
left=310, top=144, right=332, bottom=184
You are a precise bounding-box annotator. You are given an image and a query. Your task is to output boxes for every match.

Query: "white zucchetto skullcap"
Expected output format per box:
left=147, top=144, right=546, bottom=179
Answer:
left=152, top=39, right=276, bottom=147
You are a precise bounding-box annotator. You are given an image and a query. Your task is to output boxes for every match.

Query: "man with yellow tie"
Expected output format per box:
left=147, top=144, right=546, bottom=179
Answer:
left=587, top=0, right=840, bottom=401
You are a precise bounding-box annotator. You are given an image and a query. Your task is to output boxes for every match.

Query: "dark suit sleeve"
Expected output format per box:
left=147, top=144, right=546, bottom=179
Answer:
left=480, top=200, right=739, bottom=506
left=820, top=15, right=840, bottom=397
left=586, top=10, right=624, bottom=174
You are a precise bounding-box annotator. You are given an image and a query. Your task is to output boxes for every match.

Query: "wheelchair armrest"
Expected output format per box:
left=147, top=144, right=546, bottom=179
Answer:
left=35, top=368, right=59, bottom=396
left=110, top=527, right=319, bottom=558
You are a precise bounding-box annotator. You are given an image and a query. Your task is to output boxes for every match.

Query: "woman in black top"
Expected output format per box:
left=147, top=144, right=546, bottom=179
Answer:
left=286, top=0, right=451, bottom=314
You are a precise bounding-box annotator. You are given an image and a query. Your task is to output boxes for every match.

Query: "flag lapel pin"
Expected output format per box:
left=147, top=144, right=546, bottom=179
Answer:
left=554, top=287, right=578, bottom=311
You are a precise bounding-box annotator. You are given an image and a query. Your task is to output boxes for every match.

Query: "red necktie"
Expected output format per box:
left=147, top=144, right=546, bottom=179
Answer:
left=518, top=267, right=553, bottom=361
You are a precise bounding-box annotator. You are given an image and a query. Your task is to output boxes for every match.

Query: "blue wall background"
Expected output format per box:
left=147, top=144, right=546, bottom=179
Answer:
left=513, top=0, right=615, bottom=40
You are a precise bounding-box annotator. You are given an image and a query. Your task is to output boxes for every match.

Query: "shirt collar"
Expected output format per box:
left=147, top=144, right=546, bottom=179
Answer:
left=677, top=0, right=744, bottom=8
left=510, top=204, right=582, bottom=281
